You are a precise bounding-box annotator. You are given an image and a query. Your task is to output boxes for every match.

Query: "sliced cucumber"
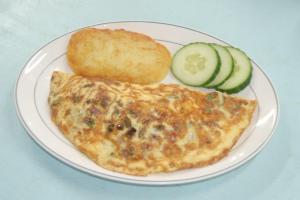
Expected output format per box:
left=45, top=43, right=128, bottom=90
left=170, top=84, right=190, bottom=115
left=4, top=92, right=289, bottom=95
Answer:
left=217, top=47, right=252, bottom=94
left=204, top=44, right=234, bottom=88
left=171, top=42, right=220, bottom=86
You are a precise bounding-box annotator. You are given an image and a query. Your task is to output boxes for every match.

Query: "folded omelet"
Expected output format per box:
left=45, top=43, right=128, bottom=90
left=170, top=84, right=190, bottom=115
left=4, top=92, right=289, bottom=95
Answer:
left=67, top=28, right=171, bottom=84
left=49, top=71, right=256, bottom=176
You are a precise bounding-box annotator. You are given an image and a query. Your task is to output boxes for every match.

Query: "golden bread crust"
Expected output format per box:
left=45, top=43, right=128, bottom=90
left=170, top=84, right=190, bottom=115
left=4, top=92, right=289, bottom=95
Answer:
left=67, top=28, right=171, bottom=84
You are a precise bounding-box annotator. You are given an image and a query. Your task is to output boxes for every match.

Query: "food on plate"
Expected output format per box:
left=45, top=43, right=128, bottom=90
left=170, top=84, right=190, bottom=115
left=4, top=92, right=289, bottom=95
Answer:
left=204, top=44, right=234, bottom=88
left=67, top=28, right=171, bottom=84
left=48, top=71, right=257, bottom=176
left=171, top=43, right=253, bottom=94
left=216, top=47, right=252, bottom=94
left=171, top=42, right=220, bottom=86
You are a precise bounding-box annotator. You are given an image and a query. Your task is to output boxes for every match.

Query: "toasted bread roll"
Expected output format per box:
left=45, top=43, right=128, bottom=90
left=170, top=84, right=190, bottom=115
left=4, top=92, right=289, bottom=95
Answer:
left=67, top=28, right=171, bottom=84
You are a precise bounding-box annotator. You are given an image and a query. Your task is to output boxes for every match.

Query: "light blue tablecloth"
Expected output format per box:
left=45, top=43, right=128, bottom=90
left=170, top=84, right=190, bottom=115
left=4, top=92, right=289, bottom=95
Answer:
left=1, top=0, right=299, bottom=199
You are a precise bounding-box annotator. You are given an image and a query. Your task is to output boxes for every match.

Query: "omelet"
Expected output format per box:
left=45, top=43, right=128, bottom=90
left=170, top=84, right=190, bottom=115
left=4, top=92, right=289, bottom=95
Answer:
left=67, top=28, right=171, bottom=84
left=49, top=71, right=256, bottom=176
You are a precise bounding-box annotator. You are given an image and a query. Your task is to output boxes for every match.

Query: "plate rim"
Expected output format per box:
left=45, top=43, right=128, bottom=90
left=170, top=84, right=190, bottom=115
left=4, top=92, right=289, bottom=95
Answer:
left=14, top=20, right=280, bottom=186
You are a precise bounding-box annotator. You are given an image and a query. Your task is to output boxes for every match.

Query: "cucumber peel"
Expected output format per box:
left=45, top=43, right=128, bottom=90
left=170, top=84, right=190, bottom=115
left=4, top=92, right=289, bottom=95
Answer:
left=204, top=43, right=234, bottom=88
left=216, top=47, right=253, bottom=94
left=171, top=42, right=221, bottom=86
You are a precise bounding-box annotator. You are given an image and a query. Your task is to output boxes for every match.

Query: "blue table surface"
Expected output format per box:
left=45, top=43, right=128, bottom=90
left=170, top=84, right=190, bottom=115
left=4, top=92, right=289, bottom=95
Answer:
left=1, top=0, right=299, bottom=199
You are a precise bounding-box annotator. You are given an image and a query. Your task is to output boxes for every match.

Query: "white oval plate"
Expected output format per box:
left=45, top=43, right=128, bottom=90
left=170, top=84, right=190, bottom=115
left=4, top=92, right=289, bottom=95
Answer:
left=15, top=21, right=279, bottom=185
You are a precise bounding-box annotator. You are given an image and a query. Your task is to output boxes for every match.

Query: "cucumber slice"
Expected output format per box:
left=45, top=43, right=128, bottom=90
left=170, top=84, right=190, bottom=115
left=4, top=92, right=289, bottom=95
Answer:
left=217, top=47, right=252, bottom=94
left=204, top=44, right=234, bottom=88
left=171, top=42, right=220, bottom=86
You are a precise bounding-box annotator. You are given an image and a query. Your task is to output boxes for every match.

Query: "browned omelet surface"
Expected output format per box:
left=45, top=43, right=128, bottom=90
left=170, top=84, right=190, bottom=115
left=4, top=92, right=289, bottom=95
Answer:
left=49, top=71, right=256, bottom=176
left=67, top=28, right=171, bottom=84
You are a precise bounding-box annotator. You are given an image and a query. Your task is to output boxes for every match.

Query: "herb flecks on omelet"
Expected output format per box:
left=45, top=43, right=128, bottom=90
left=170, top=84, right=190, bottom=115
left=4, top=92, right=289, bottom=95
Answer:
left=49, top=71, right=256, bottom=176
